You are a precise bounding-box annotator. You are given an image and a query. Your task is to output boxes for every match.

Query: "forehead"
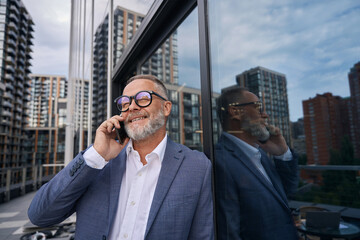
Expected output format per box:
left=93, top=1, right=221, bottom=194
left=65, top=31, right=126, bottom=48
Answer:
left=242, top=91, right=259, bottom=103
left=123, top=79, right=156, bottom=95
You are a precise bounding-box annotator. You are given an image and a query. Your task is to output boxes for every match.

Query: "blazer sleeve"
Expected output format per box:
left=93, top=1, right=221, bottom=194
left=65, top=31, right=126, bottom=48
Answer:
left=187, top=153, right=214, bottom=240
left=28, top=151, right=103, bottom=227
left=274, top=149, right=299, bottom=197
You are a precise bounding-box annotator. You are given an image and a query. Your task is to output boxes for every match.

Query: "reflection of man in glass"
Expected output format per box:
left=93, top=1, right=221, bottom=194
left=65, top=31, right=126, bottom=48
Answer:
left=215, top=86, right=299, bottom=240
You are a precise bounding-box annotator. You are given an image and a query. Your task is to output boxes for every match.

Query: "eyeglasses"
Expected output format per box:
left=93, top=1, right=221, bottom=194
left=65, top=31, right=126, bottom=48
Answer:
left=229, top=101, right=263, bottom=113
left=114, top=90, right=167, bottom=112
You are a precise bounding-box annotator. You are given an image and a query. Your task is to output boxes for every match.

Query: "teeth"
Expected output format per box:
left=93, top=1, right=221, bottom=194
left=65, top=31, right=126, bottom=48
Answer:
left=131, top=117, right=145, bottom=122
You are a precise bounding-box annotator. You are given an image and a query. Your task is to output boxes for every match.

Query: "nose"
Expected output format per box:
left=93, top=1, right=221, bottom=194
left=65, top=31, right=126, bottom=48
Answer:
left=128, top=98, right=140, bottom=112
left=261, top=111, right=269, bottom=119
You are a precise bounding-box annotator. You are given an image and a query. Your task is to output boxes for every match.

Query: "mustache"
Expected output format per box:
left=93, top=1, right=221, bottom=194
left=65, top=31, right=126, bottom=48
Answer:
left=125, top=111, right=149, bottom=123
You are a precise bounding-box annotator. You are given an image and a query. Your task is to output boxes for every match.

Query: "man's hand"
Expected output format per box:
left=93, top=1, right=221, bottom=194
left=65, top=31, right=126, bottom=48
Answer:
left=93, top=115, right=129, bottom=161
left=258, top=125, right=288, bottom=156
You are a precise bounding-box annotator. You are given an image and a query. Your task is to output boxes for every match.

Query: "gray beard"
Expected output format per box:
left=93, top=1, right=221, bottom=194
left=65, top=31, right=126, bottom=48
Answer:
left=241, top=118, right=270, bottom=142
left=125, top=109, right=165, bottom=142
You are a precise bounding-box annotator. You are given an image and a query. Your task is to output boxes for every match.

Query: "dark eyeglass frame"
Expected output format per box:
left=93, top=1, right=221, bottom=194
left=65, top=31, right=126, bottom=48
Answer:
left=229, top=101, right=263, bottom=113
left=114, top=90, right=167, bottom=112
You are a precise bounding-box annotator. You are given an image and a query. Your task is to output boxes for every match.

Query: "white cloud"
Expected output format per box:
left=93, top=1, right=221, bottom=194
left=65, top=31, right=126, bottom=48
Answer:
left=205, top=0, right=360, bottom=120
left=22, top=0, right=71, bottom=76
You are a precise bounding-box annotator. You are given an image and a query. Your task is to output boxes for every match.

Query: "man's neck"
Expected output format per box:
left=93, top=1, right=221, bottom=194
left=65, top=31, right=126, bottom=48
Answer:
left=132, top=129, right=166, bottom=165
left=227, top=130, right=257, bottom=148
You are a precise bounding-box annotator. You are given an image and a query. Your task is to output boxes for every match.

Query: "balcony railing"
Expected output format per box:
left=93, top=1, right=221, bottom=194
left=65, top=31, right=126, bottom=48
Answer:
left=0, top=164, right=64, bottom=203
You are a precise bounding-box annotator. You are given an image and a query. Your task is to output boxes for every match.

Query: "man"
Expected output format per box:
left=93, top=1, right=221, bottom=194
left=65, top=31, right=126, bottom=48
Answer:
left=28, top=75, right=214, bottom=240
left=215, top=86, right=298, bottom=240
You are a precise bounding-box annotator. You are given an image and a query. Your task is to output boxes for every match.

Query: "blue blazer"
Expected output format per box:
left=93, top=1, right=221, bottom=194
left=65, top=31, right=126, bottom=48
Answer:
left=28, top=138, right=214, bottom=240
left=214, top=134, right=299, bottom=240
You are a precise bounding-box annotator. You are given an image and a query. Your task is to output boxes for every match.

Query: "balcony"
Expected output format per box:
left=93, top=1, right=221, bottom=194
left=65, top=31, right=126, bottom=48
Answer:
left=16, top=81, right=24, bottom=89
left=18, top=49, right=26, bottom=58
left=16, top=58, right=25, bottom=67
left=5, top=73, right=15, bottom=82
left=2, top=100, right=12, bottom=108
left=9, top=12, right=19, bottom=23
left=15, top=98, right=22, bottom=105
left=27, top=37, right=33, bottom=45
left=10, top=4, right=20, bottom=15
left=7, top=28, right=17, bottom=39
left=15, top=105, right=22, bottom=113
left=0, top=118, right=10, bottom=126
left=4, top=92, right=14, bottom=100
left=18, top=41, right=26, bottom=51
left=7, top=21, right=18, bottom=31
left=6, top=55, right=15, bottom=64
left=6, top=65, right=15, bottom=73
left=7, top=47, right=16, bottom=56
left=17, top=65, right=25, bottom=74
left=15, top=114, right=21, bottom=121
left=18, top=33, right=26, bottom=43
left=5, top=83, right=14, bottom=92
left=15, top=89, right=22, bottom=96
left=1, top=110, right=12, bottom=118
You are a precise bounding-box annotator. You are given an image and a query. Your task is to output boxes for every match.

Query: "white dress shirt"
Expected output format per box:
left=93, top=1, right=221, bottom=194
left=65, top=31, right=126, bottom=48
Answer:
left=83, top=135, right=168, bottom=240
left=223, top=132, right=292, bottom=184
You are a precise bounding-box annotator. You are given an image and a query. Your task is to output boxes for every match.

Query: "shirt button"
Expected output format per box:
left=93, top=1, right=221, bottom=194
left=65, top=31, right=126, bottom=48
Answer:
left=138, top=173, right=142, bottom=176
left=131, top=201, right=136, bottom=206
left=123, top=233, right=128, bottom=238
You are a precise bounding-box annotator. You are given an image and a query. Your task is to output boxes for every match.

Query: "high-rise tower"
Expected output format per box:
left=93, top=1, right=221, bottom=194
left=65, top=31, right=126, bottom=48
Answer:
left=0, top=0, right=34, bottom=168
left=26, top=74, right=67, bottom=173
left=348, top=62, right=360, bottom=159
left=92, top=6, right=178, bottom=134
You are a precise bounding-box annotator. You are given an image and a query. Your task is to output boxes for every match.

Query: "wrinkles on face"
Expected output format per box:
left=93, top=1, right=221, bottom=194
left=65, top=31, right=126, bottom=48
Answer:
left=124, top=108, right=165, bottom=141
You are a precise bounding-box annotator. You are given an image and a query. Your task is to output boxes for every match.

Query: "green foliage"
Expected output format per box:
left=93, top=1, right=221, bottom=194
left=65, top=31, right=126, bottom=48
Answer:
left=298, top=154, right=307, bottom=165
left=296, top=136, right=360, bottom=208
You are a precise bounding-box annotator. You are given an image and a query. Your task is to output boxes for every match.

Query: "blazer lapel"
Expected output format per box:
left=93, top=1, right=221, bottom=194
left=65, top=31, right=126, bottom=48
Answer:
left=221, top=134, right=290, bottom=211
left=107, top=148, right=127, bottom=233
left=260, top=152, right=290, bottom=208
left=145, top=139, right=183, bottom=237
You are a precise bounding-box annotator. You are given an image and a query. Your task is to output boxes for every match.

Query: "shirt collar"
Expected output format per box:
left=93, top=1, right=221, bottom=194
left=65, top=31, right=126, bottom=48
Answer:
left=126, top=134, right=168, bottom=163
left=223, top=132, right=260, bottom=160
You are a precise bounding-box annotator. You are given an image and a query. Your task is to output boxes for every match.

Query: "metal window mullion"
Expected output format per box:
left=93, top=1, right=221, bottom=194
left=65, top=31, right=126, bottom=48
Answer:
left=64, top=0, right=77, bottom=165
left=197, top=0, right=213, bottom=163
left=88, top=0, right=94, bottom=146
left=79, top=0, right=87, bottom=152
left=197, top=0, right=217, bottom=238
left=107, top=0, right=114, bottom=118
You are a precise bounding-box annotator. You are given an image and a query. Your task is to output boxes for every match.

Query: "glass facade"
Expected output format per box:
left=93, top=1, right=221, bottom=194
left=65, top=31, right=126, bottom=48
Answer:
left=67, top=0, right=360, bottom=237
left=208, top=0, right=360, bottom=237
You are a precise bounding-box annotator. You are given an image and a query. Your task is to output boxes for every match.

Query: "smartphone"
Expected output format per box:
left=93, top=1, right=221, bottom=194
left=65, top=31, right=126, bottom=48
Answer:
left=115, top=121, right=128, bottom=144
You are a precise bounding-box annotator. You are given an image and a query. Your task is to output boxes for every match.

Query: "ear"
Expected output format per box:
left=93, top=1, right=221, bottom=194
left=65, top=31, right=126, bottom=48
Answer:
left=228, top=106, right=243, bottom=120
left=163, top=101, right=172, bottom=117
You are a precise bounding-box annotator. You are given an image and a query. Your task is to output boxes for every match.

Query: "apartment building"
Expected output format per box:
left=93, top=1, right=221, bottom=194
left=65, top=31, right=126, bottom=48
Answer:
left=0, top=0, right=34, bottom=168
left=25, top=74, right=67, bottom=174
left=92, top=6, right=178, bottom=135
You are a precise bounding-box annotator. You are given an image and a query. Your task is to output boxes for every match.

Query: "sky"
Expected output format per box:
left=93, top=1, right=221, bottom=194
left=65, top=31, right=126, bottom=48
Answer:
left=22, top=0, right=71, bottom=76
left=178, top=0, right=360, bottom=121
left=21, top=0, right=360, bottom=121
left=21, top=0, right=153, bottom=77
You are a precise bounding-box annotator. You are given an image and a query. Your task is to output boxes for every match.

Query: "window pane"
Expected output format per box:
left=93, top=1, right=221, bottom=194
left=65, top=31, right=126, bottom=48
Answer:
left=140, top=8, right=204, bottom=151
left=209, top=0, right=360, bottom=237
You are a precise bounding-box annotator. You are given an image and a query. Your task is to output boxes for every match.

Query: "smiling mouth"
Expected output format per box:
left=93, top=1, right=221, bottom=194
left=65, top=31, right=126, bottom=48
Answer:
left=130, top=116, right=147, bottom=123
